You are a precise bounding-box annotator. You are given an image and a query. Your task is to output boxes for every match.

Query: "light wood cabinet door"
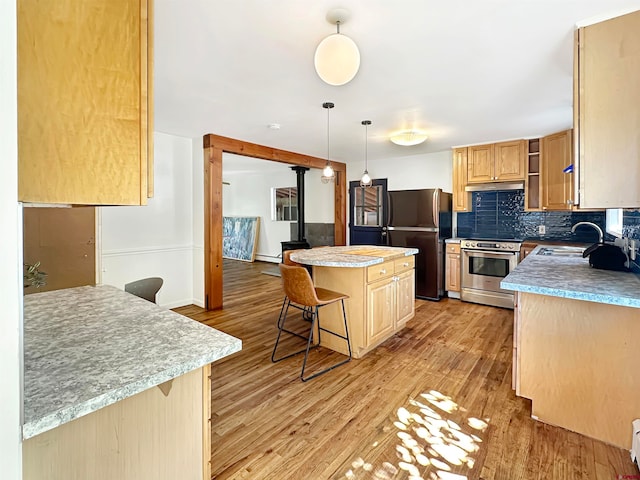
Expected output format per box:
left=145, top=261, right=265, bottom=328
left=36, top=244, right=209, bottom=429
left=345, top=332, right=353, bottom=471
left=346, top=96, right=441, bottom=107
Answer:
left=366, top=278, right=395, bottom=347
left=452, top=147, right=471, bottom=211
left=17, top=0, right=153, bottom=205
left=494, top=140, right=526, bottom=181
left=395, top=270, right=415, bottom=326
left=576, top=10, right=640, bottom=208
left=467, top=144, right=494, bottom=183
left=541, top=130, right=573, bottom=210
left=519, top=243, right=538, bottom=261
left=445, top=248, right=461, bottom=293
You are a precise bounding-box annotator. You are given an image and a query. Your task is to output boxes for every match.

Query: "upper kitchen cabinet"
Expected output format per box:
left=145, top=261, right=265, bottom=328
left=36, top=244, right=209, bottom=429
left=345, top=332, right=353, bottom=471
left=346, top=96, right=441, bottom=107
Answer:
left=18, top=0, right=154, bottom=205
left=574, top=10, right=640, bottom=208
left=452, top=147, right=471, bottom=212
left=467, top=140, right=526, bottom=184
left=541, top=130, right=574, bottom=211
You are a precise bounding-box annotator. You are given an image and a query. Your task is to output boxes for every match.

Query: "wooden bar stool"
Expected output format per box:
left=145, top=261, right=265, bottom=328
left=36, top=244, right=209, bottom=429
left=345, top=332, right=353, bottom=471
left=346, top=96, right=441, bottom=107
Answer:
left=280, top=250, right=312, bottom=323
left=271, top=263, right=352, bottom=381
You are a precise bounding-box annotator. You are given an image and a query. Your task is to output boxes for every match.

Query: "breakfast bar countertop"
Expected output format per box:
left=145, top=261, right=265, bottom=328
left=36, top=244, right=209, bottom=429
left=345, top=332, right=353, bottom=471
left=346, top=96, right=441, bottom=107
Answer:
left=501, top=244, right=640, bottom=308
left=290, top=245, right=418, bottom=267
left=22, top=284, right=242, bottom=440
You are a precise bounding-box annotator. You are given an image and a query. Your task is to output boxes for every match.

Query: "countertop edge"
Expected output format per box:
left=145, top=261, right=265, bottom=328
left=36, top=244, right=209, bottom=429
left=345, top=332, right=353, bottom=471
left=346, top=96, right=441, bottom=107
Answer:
left=291, top=246, right=419, bottom=267
left=501, top=244, right=640, bottom=309
left=22, top=339, right=242, bottom=439
left=500, top=281, right=640, bottom=308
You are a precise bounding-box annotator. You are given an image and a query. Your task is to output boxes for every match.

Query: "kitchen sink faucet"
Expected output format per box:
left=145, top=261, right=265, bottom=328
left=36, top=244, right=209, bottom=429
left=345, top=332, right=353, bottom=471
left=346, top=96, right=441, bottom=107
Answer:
left=571, top=221, right=604, bottom=243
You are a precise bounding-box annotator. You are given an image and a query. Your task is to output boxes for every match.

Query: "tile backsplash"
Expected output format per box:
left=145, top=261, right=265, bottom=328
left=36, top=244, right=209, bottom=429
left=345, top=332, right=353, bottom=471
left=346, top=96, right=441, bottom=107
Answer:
left=623, top=210, right=640, bottom=272
left=456, top=190, right=607, bottom=243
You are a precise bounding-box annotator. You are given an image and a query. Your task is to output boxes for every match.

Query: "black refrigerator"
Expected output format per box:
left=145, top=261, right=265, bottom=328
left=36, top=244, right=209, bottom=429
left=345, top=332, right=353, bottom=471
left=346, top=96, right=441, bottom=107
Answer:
left=385, top=188, right=452, bottom=300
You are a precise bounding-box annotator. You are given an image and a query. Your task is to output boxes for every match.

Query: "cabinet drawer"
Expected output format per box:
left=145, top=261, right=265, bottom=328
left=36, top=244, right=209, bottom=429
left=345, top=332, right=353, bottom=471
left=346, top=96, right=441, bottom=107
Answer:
left=446, top=243, right=460, bottom=254
left=367, top=261, right=394, bottom=283
left=394, top=256, right=415, bottom=274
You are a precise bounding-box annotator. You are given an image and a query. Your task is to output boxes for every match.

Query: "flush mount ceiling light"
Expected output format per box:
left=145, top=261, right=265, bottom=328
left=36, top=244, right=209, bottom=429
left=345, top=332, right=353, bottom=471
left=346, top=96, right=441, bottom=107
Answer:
left=360, top=120, right=372, bottom=188
left=314, top=8, right=360, bottom=86
left=390, top=130, right=429, bottom=146
left=321, top=102, right=335, bottom=184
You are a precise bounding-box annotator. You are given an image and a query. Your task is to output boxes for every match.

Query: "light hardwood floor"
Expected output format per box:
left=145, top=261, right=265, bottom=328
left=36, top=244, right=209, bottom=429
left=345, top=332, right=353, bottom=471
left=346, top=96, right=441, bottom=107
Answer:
left=174, top=259, right=638, bottom=480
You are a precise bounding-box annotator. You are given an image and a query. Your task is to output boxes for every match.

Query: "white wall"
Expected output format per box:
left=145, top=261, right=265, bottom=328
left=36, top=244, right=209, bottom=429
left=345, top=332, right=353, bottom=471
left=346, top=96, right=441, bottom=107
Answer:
left=0, top=0, right=24, bottom=476
left=222, top=158, right=334, bottom=262
left=101, top=133, right=195, bottom=308
left=192, top=138, right=204, bottom=307
left=348, top=150, right=453, bottom=192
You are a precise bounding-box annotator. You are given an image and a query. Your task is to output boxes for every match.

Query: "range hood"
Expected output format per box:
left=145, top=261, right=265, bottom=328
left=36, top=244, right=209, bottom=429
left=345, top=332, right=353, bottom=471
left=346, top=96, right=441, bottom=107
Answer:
left=465, top=182, right=524, bottom=192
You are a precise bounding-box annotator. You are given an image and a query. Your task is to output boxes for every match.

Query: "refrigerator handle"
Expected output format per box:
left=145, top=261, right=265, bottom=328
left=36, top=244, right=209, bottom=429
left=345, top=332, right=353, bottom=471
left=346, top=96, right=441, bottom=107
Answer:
left=432, top=189, right=439, bottom=229
left=386, top=191, right=392, bottom=227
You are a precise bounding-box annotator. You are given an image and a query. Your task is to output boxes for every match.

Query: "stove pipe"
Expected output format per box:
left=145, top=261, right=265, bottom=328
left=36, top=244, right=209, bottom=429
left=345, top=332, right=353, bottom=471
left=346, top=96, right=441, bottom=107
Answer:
left=291, top=166, right=309, bottom=242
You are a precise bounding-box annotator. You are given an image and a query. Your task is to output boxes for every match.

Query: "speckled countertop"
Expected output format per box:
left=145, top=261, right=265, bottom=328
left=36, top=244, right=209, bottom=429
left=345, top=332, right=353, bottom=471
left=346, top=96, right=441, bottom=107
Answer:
left=23, top=284, right=242, bottom=439
left=290, top=245, right=418, bottom=267
left=501, top=245, right=640, bottom=308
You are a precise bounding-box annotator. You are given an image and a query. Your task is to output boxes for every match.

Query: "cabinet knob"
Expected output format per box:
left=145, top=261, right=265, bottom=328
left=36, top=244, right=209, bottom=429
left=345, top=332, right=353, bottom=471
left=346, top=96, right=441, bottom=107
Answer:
left=402, top=262, right=409, bottom=267
left=380, top=269, right=386, bottom=275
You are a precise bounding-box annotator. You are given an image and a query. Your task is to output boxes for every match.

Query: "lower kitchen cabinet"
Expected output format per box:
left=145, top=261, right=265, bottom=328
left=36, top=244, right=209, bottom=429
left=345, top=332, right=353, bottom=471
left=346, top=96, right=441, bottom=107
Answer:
left=312, top=255, right=416, bottom=358
left=445, top=243, right=461, bottom=298
left=519, top=242, right=538, bottom=261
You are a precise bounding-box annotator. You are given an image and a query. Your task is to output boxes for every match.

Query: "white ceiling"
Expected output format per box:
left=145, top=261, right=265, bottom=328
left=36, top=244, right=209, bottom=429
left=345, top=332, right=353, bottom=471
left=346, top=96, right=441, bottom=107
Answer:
left=154, top=0, right=640, bottom=171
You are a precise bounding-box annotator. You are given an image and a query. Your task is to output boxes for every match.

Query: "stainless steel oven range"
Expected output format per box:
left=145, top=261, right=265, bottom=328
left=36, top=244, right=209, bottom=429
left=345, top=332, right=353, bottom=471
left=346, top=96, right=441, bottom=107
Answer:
left=460, top=239, right=521, bottom=309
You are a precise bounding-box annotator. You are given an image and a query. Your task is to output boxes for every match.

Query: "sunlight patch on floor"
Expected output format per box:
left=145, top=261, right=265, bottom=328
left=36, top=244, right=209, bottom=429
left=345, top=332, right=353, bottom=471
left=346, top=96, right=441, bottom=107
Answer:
left=340, top=390, right=489, bottom=480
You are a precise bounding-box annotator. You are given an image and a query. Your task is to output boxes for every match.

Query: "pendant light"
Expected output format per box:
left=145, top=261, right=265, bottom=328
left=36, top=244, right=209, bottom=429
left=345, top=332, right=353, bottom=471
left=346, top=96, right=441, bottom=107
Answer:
left=314, top=9, right=360, bottom=86
left=321, top=102, right=335, bottom=184
left=360, top=120, right=372, bottom=187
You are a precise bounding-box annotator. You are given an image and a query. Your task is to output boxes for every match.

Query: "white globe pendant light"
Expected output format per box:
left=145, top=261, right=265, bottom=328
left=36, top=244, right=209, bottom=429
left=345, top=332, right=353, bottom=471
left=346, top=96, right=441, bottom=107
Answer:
left=314, top=9, right=360, bottom=86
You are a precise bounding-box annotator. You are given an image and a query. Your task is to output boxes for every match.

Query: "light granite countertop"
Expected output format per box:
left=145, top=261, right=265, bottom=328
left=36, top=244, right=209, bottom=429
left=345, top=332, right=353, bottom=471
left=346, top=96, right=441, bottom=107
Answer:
left=501, top=244, right=640, bottom=308
left=23, top=284, right=242, bottom=439
left=290, top=245, right=418, bottom=267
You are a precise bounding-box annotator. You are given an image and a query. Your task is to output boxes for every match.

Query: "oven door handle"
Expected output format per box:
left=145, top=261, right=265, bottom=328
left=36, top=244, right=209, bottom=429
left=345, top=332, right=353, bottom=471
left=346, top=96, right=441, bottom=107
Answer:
left=463, top=249, right=518, bottom=259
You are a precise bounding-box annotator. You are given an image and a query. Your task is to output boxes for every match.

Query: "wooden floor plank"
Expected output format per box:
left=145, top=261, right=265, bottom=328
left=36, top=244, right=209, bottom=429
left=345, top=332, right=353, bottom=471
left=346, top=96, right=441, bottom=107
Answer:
left=174, top=259, right=638, bottom=480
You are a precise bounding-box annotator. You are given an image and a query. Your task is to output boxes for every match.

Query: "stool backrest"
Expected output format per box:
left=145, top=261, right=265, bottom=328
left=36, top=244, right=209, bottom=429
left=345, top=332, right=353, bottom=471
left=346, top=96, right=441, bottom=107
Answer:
left=282, top=250, right=301, bottom=266
left=279, top=263, right=319, bottom=307
left=124, top=277, right=164, bottom=304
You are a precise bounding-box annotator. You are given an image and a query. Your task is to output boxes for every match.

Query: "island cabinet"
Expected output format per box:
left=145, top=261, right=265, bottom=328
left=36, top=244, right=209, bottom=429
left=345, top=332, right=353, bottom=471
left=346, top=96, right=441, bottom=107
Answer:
left=467, top=140, right=526, bottom=184
left=366, top=258, right=415, bottom=347
left=303, top=248, right=417, bottom=359
left=445, top=242, right=461, bottom=297
left=17, top=0, right=154, bottom=205
left=452, top=147, right=472, bottom=212
left=574, top=9, right=640, bottom=208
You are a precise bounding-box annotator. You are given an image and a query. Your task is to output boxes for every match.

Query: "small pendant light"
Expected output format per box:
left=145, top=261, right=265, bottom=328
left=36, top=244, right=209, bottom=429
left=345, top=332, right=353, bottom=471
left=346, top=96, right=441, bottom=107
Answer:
left=321, top=102, right=335, bottom=184
left=360, top=120, right=372, bottom=187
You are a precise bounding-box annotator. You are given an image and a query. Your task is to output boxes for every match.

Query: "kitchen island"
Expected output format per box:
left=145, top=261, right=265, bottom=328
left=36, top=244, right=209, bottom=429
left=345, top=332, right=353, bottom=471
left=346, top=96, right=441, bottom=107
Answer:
left=290, top=246, right=418, bottom=358
left=501, top=246, right=640, bottom=449
left=22, top=285, right=242, bottom=480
